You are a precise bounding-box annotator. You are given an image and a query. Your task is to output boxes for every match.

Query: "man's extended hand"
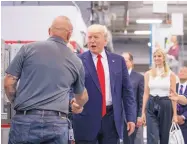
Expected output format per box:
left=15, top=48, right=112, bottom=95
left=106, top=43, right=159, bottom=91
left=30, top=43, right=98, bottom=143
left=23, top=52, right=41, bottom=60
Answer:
left=136, top=117, right=143, bottom=128
left=71, top=98, right=83, bottom=114
left=178, top=115, right=185, bottom=125
left=127, top=122, right=135, bottom=136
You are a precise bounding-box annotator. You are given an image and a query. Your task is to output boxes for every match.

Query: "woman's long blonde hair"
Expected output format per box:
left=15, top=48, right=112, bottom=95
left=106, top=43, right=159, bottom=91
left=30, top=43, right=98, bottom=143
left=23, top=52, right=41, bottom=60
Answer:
left=151, top=48, right=170, bottom=77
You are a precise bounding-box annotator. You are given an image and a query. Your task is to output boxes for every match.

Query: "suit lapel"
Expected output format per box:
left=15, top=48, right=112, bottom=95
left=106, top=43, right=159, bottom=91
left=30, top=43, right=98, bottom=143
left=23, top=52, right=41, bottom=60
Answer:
left=130, top=70, right=134, bottom=79
left=83, top=50, right=118, bottom=95
left=106, top=51, right=116, bottom=95
left=83, top=51, right=101, bottom=93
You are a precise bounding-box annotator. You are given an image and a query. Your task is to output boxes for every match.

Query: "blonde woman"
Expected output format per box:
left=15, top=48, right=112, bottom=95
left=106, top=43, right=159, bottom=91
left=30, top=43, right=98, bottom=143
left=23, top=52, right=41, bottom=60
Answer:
left=141, top=48, right=178, bottom=144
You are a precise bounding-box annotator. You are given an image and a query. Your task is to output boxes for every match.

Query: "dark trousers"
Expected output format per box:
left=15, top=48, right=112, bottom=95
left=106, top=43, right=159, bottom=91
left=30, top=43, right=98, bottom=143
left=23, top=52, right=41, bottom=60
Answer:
left=180, top=121, right=187, bottom=144
left=123, top=124, right=143, bottom=144
left=75, top=106, right=118, bottom=144
left=146, top=96, right=173, bottom=144
left=8, top=110, right=69, bottom=144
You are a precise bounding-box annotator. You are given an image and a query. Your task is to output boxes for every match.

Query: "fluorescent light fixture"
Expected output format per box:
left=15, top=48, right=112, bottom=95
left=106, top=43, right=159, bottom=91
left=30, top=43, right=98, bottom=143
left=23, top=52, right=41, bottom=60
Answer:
left=136, top=19, right=163, bottom=24
left=134, top=31, right=151, bottom=35
left=148, top=42, right=152, bottom=47
left=124, top=30, right=127, bottom=34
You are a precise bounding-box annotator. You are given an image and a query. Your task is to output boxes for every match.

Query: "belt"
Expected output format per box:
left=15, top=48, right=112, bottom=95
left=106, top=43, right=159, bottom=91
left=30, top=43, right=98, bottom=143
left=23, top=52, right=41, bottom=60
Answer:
left=16, top=110, right=67, bottom=117
left=150, top=95, right=169, bottom=100
left=150, top=95, right=169, bottom=116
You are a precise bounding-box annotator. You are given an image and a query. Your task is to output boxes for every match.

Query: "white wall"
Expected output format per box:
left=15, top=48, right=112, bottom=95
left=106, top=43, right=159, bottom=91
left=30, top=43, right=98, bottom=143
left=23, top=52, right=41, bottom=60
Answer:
left=1, top=6, right=87, bottom=47
left=152, top=24, right=172, bottom=50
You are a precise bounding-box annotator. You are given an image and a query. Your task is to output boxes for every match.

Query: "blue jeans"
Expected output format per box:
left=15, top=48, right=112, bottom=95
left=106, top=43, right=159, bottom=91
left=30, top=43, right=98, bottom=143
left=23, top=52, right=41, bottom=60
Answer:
left=8, top=112, right=69, bottom=144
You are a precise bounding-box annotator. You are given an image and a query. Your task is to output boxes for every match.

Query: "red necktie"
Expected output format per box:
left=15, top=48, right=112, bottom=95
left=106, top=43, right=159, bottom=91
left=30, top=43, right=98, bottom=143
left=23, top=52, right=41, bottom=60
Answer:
left=97, top=54, right=106, bottom=117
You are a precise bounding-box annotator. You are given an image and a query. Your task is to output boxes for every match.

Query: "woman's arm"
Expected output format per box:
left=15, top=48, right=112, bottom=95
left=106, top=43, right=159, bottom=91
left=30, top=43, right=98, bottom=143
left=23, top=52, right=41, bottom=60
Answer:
left=169, top=94, right=187, bottom=105
left=141, top=71, right=150, bottom=123
left=170, top=72, right=177, bottom=117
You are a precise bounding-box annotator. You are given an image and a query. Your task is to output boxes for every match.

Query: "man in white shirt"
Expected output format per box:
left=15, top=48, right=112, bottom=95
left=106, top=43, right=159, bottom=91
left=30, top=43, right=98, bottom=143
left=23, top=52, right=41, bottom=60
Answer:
left=73, top=24, right=136, bottom=144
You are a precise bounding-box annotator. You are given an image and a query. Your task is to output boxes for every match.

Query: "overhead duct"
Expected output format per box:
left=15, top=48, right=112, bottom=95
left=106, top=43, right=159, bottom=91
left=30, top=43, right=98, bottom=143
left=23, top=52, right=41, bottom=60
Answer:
left=123, top=1, right=128, bottom=31
left=128, top=1, right=143, bottom=9
left=98, top=1, right=111, bottom=26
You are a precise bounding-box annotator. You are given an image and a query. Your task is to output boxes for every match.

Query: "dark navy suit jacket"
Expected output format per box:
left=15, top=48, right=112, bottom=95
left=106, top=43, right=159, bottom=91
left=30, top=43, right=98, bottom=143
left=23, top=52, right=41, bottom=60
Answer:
left=130, top=70, right=144, bottom=118
left=73, top=50, right=136, bottom=140
left=176, top=83, right=187, bottom=120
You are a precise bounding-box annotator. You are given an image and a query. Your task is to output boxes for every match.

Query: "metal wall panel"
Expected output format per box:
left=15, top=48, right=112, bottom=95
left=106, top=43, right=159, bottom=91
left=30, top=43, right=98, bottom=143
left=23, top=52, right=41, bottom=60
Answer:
left=1, top=40, right=11, bottom=112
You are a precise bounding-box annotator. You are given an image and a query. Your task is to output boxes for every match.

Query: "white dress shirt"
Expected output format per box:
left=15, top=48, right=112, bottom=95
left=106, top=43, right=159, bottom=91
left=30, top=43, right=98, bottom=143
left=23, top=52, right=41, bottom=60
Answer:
left=91, top=50, right=112, bottom=106
left=178, top=81, right=187, bottom=120
left=128, top=68, right=132, bottom=75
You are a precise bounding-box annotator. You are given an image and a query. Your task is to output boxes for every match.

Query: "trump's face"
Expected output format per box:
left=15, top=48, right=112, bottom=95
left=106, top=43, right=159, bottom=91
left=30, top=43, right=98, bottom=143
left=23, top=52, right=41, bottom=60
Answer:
left=87, top=25, right=107, bottom=54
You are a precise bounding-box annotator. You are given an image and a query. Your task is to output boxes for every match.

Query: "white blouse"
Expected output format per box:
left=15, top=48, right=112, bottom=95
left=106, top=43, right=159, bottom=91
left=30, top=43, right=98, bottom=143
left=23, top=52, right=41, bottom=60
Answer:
left=148, top=71, right=171, bottom=97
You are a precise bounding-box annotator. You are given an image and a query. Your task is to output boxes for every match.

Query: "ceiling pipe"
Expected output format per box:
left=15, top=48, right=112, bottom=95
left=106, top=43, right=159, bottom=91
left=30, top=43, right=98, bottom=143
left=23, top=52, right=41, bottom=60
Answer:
left=123, top=1, right=128, bottom=32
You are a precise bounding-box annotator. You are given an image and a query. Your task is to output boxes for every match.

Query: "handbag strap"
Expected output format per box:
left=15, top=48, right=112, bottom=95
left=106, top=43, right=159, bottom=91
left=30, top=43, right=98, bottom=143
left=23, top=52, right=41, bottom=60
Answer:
left=170, top=122, right=179, bottom=132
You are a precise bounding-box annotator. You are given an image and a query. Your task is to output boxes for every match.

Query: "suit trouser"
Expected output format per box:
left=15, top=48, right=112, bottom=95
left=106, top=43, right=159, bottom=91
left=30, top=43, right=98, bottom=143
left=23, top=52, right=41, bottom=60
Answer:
left=75, top=105, right=118, bottom=144
left=123, top=125, right=143, bottom=144
left=180, top=121, right=187, bottom=144
left=146, top=96, right=173, bottom=144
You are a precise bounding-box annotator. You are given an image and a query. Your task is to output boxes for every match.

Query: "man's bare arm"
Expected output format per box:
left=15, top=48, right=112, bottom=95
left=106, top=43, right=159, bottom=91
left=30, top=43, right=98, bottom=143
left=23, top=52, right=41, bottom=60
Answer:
left=74, top=88, right=88, bottom=107
left=4, top=74, right=18, bottom=103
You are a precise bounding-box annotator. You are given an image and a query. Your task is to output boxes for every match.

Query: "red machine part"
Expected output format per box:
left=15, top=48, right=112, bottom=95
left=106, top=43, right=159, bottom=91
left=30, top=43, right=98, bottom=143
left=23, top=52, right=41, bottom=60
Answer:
left=5, top=40, right=35, bottom=44
left=1, top=124, right=10, bottom=128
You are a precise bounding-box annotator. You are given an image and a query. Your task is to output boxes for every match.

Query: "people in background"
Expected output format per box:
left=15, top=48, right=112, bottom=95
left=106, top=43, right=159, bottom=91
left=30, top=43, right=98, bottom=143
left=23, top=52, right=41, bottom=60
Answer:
left=167, top=35, right=180, bottom=73
left=167, top=35, right=180, bottom=60
left=122, top=52, right=144, bottom=144
left=4, top=16, right=88, bottom=144
left=67, top=42, right=75, bottom=52
left=67, top=41, right=84, bottom=54
left=141, top=48, right=178, bottom=144
left=169, top=67, right=187, bottom=144
left=73, top=24, right=136, bottom=144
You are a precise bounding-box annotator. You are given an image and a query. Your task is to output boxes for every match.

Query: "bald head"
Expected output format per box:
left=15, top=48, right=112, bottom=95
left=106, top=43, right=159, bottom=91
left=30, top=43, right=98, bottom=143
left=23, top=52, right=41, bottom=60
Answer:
left=49, top=16, right=73, bottom=43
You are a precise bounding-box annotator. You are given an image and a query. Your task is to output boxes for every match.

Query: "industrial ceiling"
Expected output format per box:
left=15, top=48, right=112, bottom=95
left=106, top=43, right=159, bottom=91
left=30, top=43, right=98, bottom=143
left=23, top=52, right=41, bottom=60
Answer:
left=92, top=1, right=187, bottom=41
